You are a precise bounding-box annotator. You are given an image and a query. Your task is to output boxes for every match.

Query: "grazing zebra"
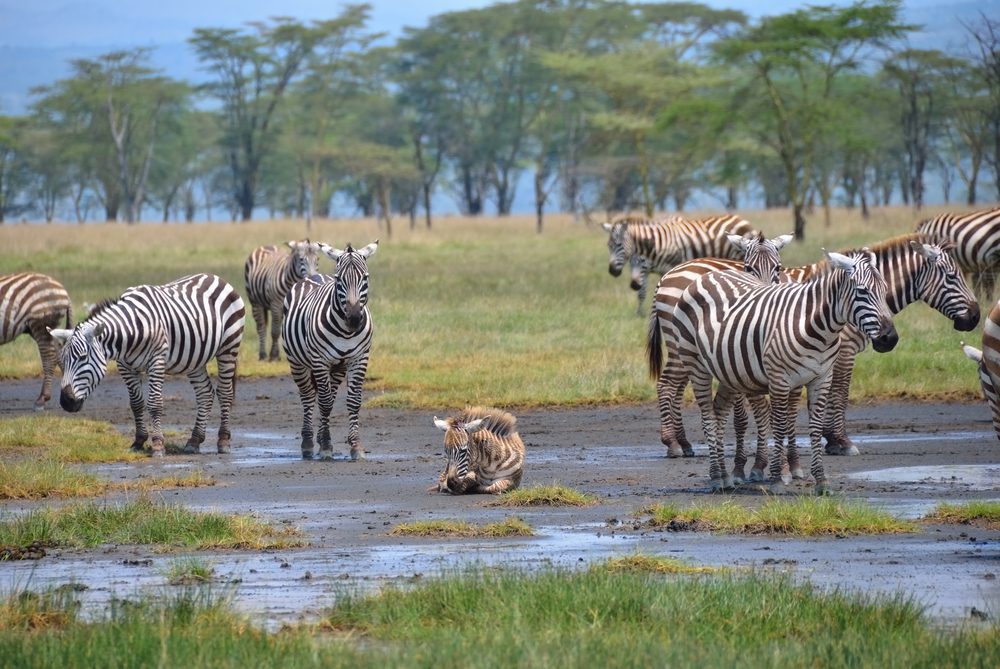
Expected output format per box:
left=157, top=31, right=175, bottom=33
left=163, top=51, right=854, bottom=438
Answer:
left=49, top=273, right=245, bottom=457
left=661, top=249, right=897, bottom=494
left=602, top=212, right=755, bottom=315
left=244, top=240, right=321, bottom=361
left=0, top=272, right=73, bottom=409
left=431, top=406, right=525, bottom=494
left=651, top=234, right=979, bottom=472
left=282, top=241, right=377, bottom=461
left=962, top=299, right=1000, bottom=441
left=916, top=206, right=1000, bottom=300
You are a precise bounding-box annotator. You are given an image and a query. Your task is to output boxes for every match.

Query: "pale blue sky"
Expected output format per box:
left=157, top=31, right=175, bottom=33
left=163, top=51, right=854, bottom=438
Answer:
left=0, top=0, right=990, bottom=113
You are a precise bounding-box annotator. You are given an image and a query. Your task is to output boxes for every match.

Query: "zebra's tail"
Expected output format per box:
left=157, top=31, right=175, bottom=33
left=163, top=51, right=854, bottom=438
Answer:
left=64, top=304, right=73, bottom=329
left=646, top=301, right=663, bottom=381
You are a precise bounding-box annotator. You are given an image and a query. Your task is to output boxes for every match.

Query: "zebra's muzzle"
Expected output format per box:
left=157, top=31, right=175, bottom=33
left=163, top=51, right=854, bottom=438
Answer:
left=608, top=264, right=622, bottom=277
left=952, top=305, right=981, bottom=332
left=59, top=387, right=84, bottom=413
left=870, top=325, right=899, bottom=353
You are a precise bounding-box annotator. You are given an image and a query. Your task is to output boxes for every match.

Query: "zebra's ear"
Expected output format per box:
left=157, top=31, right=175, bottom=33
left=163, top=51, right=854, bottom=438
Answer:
left=85, top=322, right=107, bottom=343
left=286, top=240, right=297, bottom=249
left=962, top=342, right=983, bottom=363
left=823, top=249, right=856, bottom=273
left=601, top=223, right=613, bottom=233
left=433, top=417, right=451, bottom=431
left=47, top=327, right=74, bottom=345
left=726, top=233, right=747, bottom=251
left=909, top=240, right=941, bottom=262
left=319, top=243, right=344, bottom=261
left=774, top=234, right=794, bottom=250
left=464, top=417, right=489, bottom=433
left=358, top=240, right=379, bottom=258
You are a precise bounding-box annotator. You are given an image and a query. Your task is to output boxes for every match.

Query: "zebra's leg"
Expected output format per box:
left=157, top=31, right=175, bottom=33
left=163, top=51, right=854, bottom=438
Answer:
left=28, top=320, right=58, bottom=410
left=268, top=301, right=283, bottom=362
left=783, top=390, right=805, bottom=480
left=747, top=394, right=771, bottom=482
left=657, top=357, right=691, bottom=458
left=711, top=387, right=736, bottom=491
left=119, top=366, right=149, bottom=454
left=823, top=336, right=861, bottom=456
left=343, top=356, right=369, bottom=461
left=289, top=359, right=317, bottom=459
left=806, top=377, right=834, bottom=496
left=251, top=302, right=268, bottom=361
left=316, top=362, right=339, bottom=460
left=690, top=369, right=726, bottom=491
left=634, top=271, right=648, bottom=317
left=183, top=366, right=215, bottom=455
left=145, top=357, right=168, bottom=458
left=768, top=386, right=793, bottom=485
left=215, top=349, right=239, bottom=454
left=731, top=395, right=749, bottom=484
left=474, top=477, right=517, bottom=494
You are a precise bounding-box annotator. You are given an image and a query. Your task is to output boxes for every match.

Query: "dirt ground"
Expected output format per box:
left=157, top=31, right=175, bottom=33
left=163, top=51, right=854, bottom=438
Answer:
left=1, top=374, right=998, bottom=627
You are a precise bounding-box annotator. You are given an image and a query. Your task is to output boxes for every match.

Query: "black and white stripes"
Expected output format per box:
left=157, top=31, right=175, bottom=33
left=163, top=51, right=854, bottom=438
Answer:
left=50, top=273, right=245, bottom=457
left=282, top=241, right=378, bottom=461
left=0, top=272, right=72, bottom=409
left=916, top=206, right=1000, bottom=299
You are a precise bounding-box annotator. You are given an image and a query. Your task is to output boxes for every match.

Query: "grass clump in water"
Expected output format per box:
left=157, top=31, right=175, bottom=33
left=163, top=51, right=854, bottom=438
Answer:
left=390, top=517, right=533, bottom=538
left=640, top=497, right=916, bottom=536
left=487, top=483, right=598, bottom=507
left=925, top=501, right=1000, bottom=529
left=0, top=461, right=215, bottom=500
left=166, top=558, right=215, bottom=586
left=0, top=415, right=138, bottom=463
left=0, top=496, right=305, bottom=550
left=593, top=553, right=726, bottom=575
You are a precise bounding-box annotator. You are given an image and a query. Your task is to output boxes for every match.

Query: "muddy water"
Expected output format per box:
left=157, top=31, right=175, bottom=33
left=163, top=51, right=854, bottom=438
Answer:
left=2, top=378, right=998, bottom=629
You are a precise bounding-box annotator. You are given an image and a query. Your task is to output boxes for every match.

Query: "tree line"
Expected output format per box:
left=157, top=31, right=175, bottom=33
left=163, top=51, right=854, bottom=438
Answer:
left=0, top=0, right=997, bottom=239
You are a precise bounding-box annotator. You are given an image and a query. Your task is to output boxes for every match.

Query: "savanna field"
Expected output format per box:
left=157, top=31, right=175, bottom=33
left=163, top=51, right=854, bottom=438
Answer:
left=0, top=204, right=988, bottom=408
left=2, top=206, right=999, bottom=667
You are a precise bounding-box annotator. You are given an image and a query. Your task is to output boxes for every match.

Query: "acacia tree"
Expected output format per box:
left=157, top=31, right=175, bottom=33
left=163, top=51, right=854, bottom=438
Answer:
left=717, top=0, right=910, bottom=239
left=0, top=115, right=31, bottom=222
left=190, top=11, right=364, bottom=221
left=964, top=13, right=1000, bottom=200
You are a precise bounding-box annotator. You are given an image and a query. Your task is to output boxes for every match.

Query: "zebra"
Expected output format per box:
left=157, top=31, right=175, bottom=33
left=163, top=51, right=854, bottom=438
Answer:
left=661, top=249, right=898, bottom=494
left=916, top=206, right=1000, bottom=300
left=431, top=406, right=525, bottom=494
left=651, top=234, right=979, bottom=473
left=646, top=233, right=791, bottom=481
left=602, top=212, right=755, bottom=315
left=962, top=300, right=1000, bottom=441
left=1, top=272, right=73, bottom=410
left=48, top=273, right=245, bottom=457
left=282, top=240, right=377, bottom=461
left=244, top=240, right=321, bottom=362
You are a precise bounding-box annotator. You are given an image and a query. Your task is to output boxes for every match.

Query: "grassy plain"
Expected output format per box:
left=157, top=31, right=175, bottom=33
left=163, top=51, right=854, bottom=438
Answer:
left=0, top=204, right=987, bottom=410
left=2, top=570, right=997, bottom=668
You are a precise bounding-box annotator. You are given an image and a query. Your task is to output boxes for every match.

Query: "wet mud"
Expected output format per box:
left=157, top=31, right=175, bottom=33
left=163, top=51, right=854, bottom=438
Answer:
left=1, top=376, right=998, bottom=628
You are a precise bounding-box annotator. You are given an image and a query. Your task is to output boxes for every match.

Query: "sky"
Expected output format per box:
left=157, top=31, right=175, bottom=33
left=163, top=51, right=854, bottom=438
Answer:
left=0, top=0, right=992, bottom=113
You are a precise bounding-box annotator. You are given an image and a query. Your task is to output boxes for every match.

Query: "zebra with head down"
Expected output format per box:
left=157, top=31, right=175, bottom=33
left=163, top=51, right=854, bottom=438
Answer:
left=431, top=407, right=525, bottom=495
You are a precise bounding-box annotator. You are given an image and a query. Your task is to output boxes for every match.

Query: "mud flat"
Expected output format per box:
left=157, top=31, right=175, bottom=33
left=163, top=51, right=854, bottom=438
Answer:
left=1, top=377, right=997, bottom=628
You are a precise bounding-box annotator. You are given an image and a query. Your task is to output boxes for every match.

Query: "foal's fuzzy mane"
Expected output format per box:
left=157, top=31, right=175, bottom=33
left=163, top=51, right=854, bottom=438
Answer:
left=455, top=406, right=518, bottom=436
left=82, top=298, right=119, bottom=323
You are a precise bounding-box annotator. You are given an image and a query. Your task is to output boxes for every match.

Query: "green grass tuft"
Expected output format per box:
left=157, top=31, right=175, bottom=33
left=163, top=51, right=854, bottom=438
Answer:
left=0, top=415, right=138, bottom=464
left=487, top=483, right=599, bottom=507
left=592, top=553, right=726, bottom=575
left=389, top=517, right=534, bottom=538
left=925, top=501, right=1000, bottom=529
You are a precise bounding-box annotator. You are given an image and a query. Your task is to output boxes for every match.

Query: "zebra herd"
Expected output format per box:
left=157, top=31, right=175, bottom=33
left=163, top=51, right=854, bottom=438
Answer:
left=2, top=205, right=999, bottom=496
left=606, top=207, right=993, bottom=493
left=0, top=240, right=379, bottom=465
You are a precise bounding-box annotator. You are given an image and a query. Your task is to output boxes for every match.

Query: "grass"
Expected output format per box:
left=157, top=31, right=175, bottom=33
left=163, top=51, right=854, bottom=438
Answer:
left=165, top=558, right=215, bottom=586
left=1, top=569, right=997, bottom=667
left=0, top=415, right=139, bottom=464
left=389, top=517, right=534, bottom=538
left=592, top=553, right=727, bottom=575
left=0, top=496, right=305, bottom=550
left=487, top=483, right=599, bottom=507
left=925, top=501, right=1000, bottom=529
left=639, top=496, right=917, bottom=536
left=0, top=205, right=987, bottom=410
left=0, top=459, right=215, bottom=500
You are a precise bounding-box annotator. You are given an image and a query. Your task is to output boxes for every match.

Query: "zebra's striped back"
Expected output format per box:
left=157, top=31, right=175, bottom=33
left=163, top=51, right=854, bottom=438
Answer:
left=603, top=213, right=756, bottom=314
left=433, top=406, right=525, bottom=494
left=282, top=241, right=378, bottom=460
left=0, top=272, right=73, bottom=408
left=0, top=272, right=71, bottom=344
left=916, top=206, right=1000, bottom=299
left=963, top=301, right=1000, bottom=440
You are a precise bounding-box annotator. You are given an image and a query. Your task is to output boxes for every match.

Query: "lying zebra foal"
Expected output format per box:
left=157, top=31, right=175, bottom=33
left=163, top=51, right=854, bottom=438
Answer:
left=431, top=407, right=525, bottom=494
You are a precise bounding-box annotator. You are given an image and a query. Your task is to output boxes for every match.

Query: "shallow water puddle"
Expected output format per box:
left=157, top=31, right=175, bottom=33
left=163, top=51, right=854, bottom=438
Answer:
left=851, top=464, right=1000, bottom=491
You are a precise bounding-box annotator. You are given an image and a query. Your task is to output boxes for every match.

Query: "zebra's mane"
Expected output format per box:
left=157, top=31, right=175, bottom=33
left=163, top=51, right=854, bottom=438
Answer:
left=840, top=233, right=944, bottom=257
left=456, top=406, right=518, bottom=436
left=82, top=298, right=119, bottom=323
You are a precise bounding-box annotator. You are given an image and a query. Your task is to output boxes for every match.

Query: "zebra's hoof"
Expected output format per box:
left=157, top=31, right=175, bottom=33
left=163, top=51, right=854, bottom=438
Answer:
left=791, top=468, right=806, bottom=480
left=150, top=448, right=165, bottom=459
left=301, top=450, right=314, bottom=460
left=682, top=448, right=695, bottom=457
left=844, top=445, right=859, bottom=456
left=350, top=448, right=365, bottom=461
left=666, top=444, right=684, bottom=458
left=217, top=443, right=231, bottom=455
left=814, top=483, right=830, bottom=496
left=318, top=450, right=334, bottom=461
left=748, top=469, right=766, bottom=483
left=781, top=473, right=793, bottom=485
left=183, top=443, right=200, bottom=455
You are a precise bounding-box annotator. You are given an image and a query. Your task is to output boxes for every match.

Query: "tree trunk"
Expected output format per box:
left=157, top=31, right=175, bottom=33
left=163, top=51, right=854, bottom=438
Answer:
left=793, top=202, right=806, bottom=241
